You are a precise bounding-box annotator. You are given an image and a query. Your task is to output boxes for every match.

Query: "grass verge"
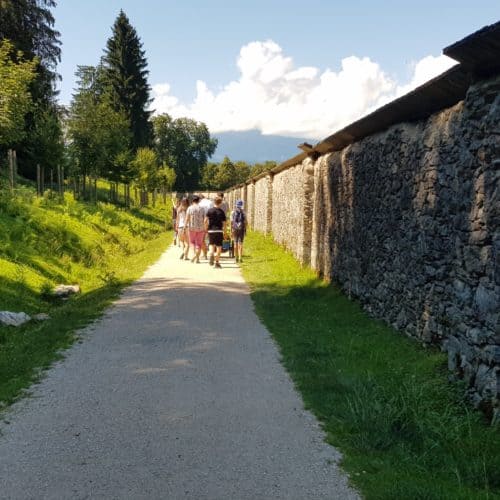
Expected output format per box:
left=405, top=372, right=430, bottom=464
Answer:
left=241, top=231, right=500, bottom=500
left=0, top=184, right=171, bottom=408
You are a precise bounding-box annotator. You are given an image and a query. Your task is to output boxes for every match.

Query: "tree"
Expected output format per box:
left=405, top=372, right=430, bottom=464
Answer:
left=0, top=40, right=37, bottom=147
left=200, top=162, right=219, bottom=190
left=130, top=147, right=157, bottom=191
left=103, top=10, right=152, bottom=150
left=67, top=65, right=130, bottom=192
left=234, top=161, right=251, bottom=184
left=157, top=163, right=176, bottom=193
left=0, top=0, right=61, bottom=102
left=152, top=113, right=217, bottom=192
left=0, top=0, right=62, bottom=178
left=213, top=156, right=237, bottom=190
left=27, top=103, right=64, bottom=172
left=251, top=160, right=277, bottom=178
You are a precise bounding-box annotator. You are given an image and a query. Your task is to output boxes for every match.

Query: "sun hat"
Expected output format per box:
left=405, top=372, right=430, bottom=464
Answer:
left=236, top=199, right=244, bottom=208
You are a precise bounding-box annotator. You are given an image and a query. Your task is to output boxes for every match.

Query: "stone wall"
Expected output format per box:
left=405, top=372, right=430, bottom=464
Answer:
left=271, top=161, right=315, bottom=264
left=253, top=175, right=272, bottom=233
left=226, top=73, right=499, bottom=410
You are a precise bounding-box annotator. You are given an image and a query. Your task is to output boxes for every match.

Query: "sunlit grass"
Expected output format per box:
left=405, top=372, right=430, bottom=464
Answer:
left=0, top=182, right=172, bottom=407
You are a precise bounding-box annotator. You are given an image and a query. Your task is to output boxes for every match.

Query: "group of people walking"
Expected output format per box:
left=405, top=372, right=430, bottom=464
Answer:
left=173, top=192, right=247, bottom=268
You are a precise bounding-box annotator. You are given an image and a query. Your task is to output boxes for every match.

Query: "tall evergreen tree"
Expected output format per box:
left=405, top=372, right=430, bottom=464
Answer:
left=103, top=11, right=152, bottom=150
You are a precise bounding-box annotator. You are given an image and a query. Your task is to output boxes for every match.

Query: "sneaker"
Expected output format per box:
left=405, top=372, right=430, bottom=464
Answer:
left=191, top=256, right=196, bottom=263
left=215, top=262, right=222, bottom=269
left=209, top=254, right=214, bottom=266
left=180, top=252, right=185, bottom=259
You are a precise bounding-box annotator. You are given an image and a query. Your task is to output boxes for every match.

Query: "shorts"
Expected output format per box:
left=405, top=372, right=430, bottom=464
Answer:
left=208, top=231, right=223, bottom=247
left=232, top=229, right=245, bottom=244
left=189, top=230, right=205, bottom=249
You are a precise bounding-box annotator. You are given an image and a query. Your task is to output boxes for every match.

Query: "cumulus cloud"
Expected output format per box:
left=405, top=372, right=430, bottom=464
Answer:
left=151, top=40, right=456, bottom=140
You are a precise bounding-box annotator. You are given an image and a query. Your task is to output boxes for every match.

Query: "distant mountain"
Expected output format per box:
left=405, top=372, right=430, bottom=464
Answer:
left=211, top=130, right=316, bottom=164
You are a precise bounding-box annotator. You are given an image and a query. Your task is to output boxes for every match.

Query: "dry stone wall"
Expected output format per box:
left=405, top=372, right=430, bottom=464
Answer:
left=226, top=73, right=499, bottom=410
left=253, top=176, right=272, bottom=233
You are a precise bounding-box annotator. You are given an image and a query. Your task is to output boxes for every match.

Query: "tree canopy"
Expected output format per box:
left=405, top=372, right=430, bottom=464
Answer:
left=0, top=0, right=63, bottom=178
left=103, top=10, right=152, bottom=150
left=152, top=114, right=217, bottom=192
left=67, top=65, right=130, bottom=183
left=0, top=40, right=37, bottom=147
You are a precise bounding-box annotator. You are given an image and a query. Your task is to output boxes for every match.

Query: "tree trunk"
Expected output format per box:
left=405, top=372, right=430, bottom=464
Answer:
left=36, top=164, right=41, bottom=196
left=8, top=150, right=14, bottom=193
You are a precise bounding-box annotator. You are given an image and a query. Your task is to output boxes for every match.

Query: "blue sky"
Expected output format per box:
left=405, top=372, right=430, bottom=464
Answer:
left=55, top=1, right=499, bottom=138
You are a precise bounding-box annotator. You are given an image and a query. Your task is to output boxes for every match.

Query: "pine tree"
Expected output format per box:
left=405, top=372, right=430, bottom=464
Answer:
left=103, top=10, right=152, bottom=150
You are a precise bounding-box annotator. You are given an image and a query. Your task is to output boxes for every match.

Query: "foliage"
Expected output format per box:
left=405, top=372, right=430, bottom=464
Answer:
left=251, top=160, right=277, bottom=178
left=0, top=183, right=171, bottom=407
left=157, top=163, right=177, bottom=193
left=200, top=162, right=218, bottom=190
left=213, top=155, right=236, bottom=190
left=25, top=102, right=65, bottom=172
left=201, top=158, right=253, bottom=190
left=0, top=39, right=37, bottom=146
left=130, top=147, right=157, bottom=190
left=242, top=231, right=500, bottom=500
left=67, top=65, right=130, bottom=182
left=103, top=10, right=152, bottom=150
left=0, top=0, right=62, bottom=177
left=234, top=160, right=252, bottom=183
left=152, top=113, right=217, bottom=191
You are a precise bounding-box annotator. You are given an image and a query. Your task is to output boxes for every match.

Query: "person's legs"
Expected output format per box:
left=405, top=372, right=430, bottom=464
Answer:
left=214, top=245, right=222, bottom=268
left=211, top=232, right=223, bottom=268
left=232, top=232, right=239, bottom=261
left=209, top=244, right=215, bottom=265
left=179, top=228, right=186, bottom=258
left=208, top=233, right=216, bottom=265
left=238, top=232, right=245, bottom=262
left=233, top=231, right=244, bottom=262
left=194, top=231, right=203, bottom=262
left=201, top=236, right=207, bottom=259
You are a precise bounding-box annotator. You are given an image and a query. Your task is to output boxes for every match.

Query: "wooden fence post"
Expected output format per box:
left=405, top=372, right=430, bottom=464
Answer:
left=13, top=150, right=17, bottom=186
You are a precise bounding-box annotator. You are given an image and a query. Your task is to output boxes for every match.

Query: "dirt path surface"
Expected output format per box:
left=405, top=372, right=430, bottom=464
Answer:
left=0, top=244, right=359, bottom=500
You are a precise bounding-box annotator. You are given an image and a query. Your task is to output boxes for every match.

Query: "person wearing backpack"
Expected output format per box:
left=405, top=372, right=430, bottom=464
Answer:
left=231, top=199, right=247, bottom=263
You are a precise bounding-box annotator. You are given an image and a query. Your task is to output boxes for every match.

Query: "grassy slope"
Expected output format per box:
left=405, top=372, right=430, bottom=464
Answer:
left=0, top=184, right=172, bottom=407
left=241, top=231, right=500, bottom=500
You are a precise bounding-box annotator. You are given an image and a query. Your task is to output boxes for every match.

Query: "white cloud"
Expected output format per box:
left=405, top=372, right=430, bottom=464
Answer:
left=151, top=40, right=456, bottom=140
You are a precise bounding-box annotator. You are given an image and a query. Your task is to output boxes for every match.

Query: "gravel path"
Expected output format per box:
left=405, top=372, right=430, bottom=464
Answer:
left=0, top=244, right=359, bottom=500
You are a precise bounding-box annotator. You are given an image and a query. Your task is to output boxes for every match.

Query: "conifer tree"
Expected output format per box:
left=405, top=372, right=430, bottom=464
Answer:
left=103, top=11, right=152, bottom=150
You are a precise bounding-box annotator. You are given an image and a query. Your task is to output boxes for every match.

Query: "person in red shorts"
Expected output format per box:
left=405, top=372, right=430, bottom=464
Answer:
left=204, top=196, right=226, bottom=269
left=185, top=195, right=205, bottom=263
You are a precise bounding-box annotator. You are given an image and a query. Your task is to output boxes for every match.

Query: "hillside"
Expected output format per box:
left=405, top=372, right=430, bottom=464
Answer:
left=0, top=183, right=171, bottom=406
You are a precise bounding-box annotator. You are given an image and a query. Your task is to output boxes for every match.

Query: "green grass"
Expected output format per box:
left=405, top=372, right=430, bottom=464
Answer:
left=0, top=181, right=172, bottom=408
left=241, top=231, right=500, bottom=500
